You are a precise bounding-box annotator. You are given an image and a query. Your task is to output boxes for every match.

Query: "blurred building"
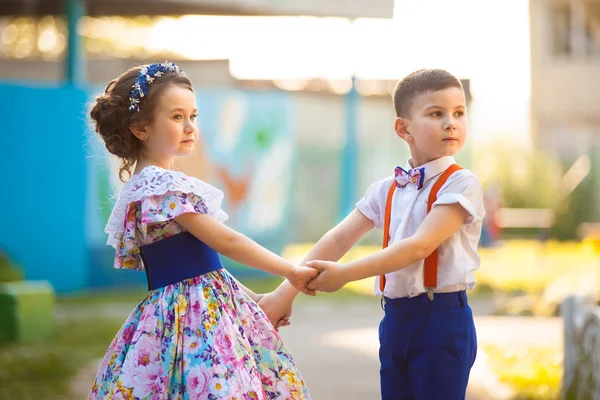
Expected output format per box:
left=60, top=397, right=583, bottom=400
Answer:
left=529, top=0, right=600, bottom=157
left=530, top=0, right=600, bottom=226
left=0, top=0, right=393, bottom=18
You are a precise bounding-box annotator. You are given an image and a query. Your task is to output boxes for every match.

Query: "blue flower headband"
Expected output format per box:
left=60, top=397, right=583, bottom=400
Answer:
left=128, top=61, right=185, bottom=112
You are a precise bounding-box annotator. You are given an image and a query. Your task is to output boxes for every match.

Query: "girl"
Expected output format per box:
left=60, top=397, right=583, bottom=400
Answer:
left=88, top=61, right=315, bottom=399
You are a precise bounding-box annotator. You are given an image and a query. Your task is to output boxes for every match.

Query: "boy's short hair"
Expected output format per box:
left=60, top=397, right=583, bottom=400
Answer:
left=393, top=69, right=463, bottom=118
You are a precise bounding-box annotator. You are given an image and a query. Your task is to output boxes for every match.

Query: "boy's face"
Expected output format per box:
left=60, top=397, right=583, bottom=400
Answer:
left=395, top=87, right=467, bottom=167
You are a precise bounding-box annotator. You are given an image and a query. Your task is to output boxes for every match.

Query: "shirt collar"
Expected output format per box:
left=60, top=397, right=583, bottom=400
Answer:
left=406, top=156, right=456, bottom=183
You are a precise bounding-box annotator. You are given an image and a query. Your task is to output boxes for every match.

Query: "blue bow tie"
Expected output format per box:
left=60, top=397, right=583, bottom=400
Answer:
left=395, top=166, right=425, bottom=190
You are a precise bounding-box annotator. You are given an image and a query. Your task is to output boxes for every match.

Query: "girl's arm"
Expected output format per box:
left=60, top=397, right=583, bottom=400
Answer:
left=262, top=209, right=374, bottom=304
left=175, top=212, right=317, bottom=295
left=307, top=203, right=469, bottom=292
left=231, top=276, right=262, bottom=303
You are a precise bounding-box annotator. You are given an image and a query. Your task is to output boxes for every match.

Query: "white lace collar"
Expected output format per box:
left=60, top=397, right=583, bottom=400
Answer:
left=104, top=165, right=228, bottom=247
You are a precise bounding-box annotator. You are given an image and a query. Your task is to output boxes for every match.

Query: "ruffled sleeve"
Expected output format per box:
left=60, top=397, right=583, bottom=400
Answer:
left=104, top=166, right=229, bottom=270
left=432, top=169, right=485, bottom=224
left=139, top=191, right=210, bottom=224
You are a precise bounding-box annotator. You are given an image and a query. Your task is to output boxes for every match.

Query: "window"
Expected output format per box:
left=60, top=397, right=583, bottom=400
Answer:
left=549, top=1, right=600, bottom=57
left=550, top=2, right=571, bottom=56
left=583, top=2, right=600, bottom=55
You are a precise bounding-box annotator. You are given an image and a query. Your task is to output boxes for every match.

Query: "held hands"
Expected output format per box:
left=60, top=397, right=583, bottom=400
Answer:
left=305, top=261, right=348, bottom=293
left=261, top=261, right=346, bottom=332
left=289, top=261, right=348, bottom=293
left=286, top=265, right=320, bottom=296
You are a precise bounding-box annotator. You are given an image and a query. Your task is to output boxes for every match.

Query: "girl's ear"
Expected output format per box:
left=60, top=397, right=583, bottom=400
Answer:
left=130, top=124, right=147, bottom=141
left=395, top=117, right=412, bottom=143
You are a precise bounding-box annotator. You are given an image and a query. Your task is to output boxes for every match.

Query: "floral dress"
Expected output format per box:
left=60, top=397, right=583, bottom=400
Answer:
left=89, top=166, right=310, bottom=400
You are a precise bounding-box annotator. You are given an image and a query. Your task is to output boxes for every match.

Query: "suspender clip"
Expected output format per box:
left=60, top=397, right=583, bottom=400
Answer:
left=380, top=295, right=386, bottom=310
left=426, top=288, right=434, bottom=301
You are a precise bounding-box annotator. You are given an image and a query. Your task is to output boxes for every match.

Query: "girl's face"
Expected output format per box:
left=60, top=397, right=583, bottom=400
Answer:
left=135, top=83, right=198, bottom=168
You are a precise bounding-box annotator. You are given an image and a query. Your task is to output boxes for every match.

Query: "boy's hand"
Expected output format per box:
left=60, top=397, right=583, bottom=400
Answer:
left=286, top=265, right=320, bottom=296
left=305, top=261, right=348, bottom=292
left=258, top=291, right=293, bottom=331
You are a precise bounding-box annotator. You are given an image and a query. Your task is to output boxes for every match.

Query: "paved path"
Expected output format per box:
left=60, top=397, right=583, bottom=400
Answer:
left=278, top=299, right=563, bottom=400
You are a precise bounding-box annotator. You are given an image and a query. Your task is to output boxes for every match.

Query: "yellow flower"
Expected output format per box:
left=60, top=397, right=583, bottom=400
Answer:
left=281, top=370, right=298, bottom=385
left=208, top=301, right=217, bottom=313
left=175, top=294, right=189, bottom=314
left=123, top=258, right=137, bottom=268
left=113, top=381, right=134, bottom=399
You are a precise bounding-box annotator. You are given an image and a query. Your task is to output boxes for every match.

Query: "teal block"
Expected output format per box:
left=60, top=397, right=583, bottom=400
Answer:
left=0, top=280, right=55, bottom=344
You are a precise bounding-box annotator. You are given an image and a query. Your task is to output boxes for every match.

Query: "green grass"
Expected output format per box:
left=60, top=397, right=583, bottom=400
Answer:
left=0, top=315, right=124, bottom=400
left=2, top=287, right=145, bottom=399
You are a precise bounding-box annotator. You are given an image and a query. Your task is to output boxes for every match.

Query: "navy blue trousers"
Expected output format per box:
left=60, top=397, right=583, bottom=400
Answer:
left=379, top=290, right=477, bottom=400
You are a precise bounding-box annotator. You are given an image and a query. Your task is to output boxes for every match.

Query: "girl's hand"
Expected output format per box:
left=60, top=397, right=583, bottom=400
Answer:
left=286, top=266, right=319, bottom=296
left=258, top=291, right=293, bottom=331
left=305, top=261, right=348, bottom=293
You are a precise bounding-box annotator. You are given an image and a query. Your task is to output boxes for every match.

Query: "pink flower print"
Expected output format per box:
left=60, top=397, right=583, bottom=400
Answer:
left=249, top=375, right=266, bottom=397
left=137, top=349, right=153, bottom=367
left=276, top=379, right=293, bottom=399
left=187, top=364, right=212, bottom=398
left=137, top=310, right=159, bottom=335
left=121, top=324, right=136, bottom=344
left=122, top=335, right=161, bottom=371
left=260, top=367, right=277, bottom=388
left=251, top=374, right=264, bottom=388
left=228, top=372, right=252, bottom=396
left=261, top=333, right=277, bottom=351
left=191, top=299, right=204, bottom=315
left=149, top=375, right=169, bottom=398
left=111, top=392, right=130, bottom=400
left=183, top=335, right=203, bottom=355
left=247, top=322, right=268, bottom=346
left=213, top=328, right=239, bottom=364
left=121, top=361, right=165, bottom=398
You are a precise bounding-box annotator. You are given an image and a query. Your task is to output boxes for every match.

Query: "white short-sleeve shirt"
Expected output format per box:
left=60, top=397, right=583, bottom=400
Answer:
left=356, top=156, right=485, bottom=299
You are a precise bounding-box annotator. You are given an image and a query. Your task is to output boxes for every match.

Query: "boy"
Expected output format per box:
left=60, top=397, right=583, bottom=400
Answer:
left=263, top=69, right=484, bottom=399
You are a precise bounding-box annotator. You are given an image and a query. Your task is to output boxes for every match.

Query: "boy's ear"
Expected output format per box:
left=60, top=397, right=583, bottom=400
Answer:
left=130, top=124, right=148, bottom=141
left=395, top=117, right=412, bottom=142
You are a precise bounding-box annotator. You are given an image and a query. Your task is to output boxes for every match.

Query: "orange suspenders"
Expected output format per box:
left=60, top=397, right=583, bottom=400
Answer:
left=380, top=164, right=462, bottom=300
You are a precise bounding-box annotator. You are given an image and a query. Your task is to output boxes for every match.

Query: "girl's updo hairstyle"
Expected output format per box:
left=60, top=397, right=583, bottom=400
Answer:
left=89, top=64, right=193, bottom=181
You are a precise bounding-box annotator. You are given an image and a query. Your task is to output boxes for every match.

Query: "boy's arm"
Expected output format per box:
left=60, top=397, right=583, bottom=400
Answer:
left=279, top=209, right=374, bottom=297
left=307, top=203, right=469, bottom=292
left=258, top=210, right=374, bottom=322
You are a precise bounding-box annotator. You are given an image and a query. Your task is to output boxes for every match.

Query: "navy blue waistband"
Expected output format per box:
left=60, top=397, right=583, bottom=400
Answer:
left=139, top=232, right=223, bottom=291
left=384, top=290, right=468, bottom=312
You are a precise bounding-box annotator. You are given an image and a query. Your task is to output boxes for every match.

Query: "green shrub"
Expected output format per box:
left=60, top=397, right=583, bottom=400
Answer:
left=477, top=146, right=598, bottom=241
left=0, top=250, right=23, bottom=283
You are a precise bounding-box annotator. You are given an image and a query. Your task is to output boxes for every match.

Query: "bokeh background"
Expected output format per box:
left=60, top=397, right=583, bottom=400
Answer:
left=1, top=0, right=599, bottom=399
